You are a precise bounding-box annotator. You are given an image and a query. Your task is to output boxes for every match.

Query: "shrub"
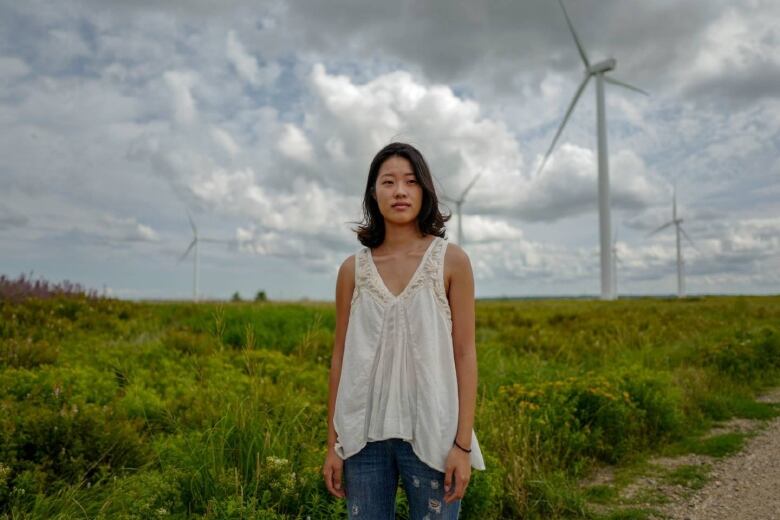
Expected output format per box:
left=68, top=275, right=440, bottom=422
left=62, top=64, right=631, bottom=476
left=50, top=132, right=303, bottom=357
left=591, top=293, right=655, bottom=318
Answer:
left=2, top=402, right=151, bottom=492
left=499, top=370, right=683, bottom=467
left=618, top=370, right=684, bottom=447
left=704, top=327, right=780, bottom=383
left=163, top=329, right=217, bottom=356
left=460, top=452, right=504, bottom=519
left=0, top=338, right=59, bottom=368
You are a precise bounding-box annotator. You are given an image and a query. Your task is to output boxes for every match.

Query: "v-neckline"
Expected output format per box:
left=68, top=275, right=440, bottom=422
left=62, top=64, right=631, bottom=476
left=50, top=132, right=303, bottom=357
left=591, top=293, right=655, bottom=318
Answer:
left=367, top=236, right=439, bottom=301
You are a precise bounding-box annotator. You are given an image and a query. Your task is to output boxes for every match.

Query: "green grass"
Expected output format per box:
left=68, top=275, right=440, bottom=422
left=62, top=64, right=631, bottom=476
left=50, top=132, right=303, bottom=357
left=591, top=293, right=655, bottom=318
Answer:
left=685, top=433, right=747, bottom=458
left=664, top=464, right=710, bottom=490
left=1, top=294, right=779, bottom=518
left=700, top=392, right=780, bottom=421
left=584, top=484, right=618, bottom=503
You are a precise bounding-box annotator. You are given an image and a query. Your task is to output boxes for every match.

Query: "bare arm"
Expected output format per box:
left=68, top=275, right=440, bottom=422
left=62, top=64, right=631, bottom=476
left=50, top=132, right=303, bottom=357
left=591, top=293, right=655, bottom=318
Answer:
left=446, top=244, right=478, bottom=450
left=322, top=254, right=355, bottom=499
left=442, top=243, right=477, bottom=503
left=326, top=254, right=355, bottom=451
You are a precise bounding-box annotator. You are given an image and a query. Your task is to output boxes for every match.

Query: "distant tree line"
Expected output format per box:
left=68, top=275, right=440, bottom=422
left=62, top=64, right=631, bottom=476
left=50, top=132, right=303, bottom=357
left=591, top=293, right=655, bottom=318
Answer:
left=231, top=290, right=267, bottom=302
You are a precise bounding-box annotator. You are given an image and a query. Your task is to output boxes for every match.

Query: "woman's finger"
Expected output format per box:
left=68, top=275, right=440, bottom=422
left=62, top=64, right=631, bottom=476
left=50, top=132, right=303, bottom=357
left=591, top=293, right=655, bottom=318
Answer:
left=322, top=466, right=335, bottom=496
left=455, top=472, right=469, bottom=499
left=333, top=465, right=345, bottom=497
left=444, top=471, right=469, bottom=503
left=444, top=465, right=455, bottom=494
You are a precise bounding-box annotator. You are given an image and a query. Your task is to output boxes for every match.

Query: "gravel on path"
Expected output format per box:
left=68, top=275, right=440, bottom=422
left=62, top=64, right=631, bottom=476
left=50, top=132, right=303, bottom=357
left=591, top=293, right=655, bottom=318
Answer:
left=663, top=389, right=780, bottom=520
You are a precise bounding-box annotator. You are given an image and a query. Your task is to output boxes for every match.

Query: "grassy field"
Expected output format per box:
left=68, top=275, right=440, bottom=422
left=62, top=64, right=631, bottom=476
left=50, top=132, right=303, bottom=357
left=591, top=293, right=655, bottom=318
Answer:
left=1, top=293, right=779, bottom=519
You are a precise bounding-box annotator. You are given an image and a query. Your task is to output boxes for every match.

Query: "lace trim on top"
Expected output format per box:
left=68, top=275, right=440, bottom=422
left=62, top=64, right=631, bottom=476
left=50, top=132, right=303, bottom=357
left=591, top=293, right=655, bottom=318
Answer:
left=429, top=238, right=452, bottom=324
left=356, top=237, right=452, bottom=324
left=356, top=247, right=391, bottom=307
left=350, top=251, right=361, bottom=308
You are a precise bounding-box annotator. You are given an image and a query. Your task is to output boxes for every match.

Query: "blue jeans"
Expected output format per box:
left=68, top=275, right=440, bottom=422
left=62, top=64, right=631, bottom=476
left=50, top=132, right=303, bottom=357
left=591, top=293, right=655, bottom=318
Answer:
left=343, top=438, right=461, bottom=519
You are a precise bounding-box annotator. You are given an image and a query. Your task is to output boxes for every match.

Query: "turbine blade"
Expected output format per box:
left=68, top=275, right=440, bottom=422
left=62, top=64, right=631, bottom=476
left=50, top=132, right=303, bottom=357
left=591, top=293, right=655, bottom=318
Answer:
left=558, top=0, right=590, bottom=68
left=604, top=75, right=649, bottom=96
left=537, top=74, right=591, bottom=176
left=646, top=221, right=673, bottom=237
left=680, top=226, right=699, bottom=252
left=177, top=239, right=196, bottom=264
left=441, top=194, right=457, bottom=204
left=185, top=208, right=196, bottom=235
left=461, top=172, right=483, bottom=200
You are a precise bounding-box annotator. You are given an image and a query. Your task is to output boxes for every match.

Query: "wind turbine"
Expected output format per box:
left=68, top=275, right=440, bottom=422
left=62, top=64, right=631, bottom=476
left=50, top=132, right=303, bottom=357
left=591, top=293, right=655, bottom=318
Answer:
left=538, top=0, right=649, bottom=300
left=646, top=185, right=697, bottom=298
left=177, top=209, right=232, bottom=302
left=442, top=172, right=482, bottom=246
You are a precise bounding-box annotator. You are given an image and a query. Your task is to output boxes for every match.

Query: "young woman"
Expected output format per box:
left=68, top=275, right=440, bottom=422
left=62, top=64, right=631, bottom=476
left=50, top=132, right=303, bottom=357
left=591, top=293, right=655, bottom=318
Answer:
left=322, top=142, right=486, bottom=519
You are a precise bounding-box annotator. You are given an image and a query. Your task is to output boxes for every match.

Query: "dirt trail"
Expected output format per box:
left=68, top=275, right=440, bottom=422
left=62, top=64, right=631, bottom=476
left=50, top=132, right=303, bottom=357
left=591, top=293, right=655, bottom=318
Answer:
left=662, top=388, right=780, bottom=520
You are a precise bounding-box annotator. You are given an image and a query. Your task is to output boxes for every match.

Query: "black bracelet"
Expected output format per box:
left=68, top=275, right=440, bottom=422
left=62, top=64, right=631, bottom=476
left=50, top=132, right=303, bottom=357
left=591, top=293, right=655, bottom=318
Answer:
left=453, top=439, right=472, bottom=453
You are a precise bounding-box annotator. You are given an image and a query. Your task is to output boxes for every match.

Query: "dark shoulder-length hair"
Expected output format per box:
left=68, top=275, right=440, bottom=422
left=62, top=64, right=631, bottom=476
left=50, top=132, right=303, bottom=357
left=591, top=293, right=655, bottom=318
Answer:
left=352, top=142, right=451, bottom=248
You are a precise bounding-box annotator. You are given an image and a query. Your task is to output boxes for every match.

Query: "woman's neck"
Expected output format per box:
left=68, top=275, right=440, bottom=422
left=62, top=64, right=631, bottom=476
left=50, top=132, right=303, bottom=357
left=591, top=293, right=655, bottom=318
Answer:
left=380, top=222, right=427, bottom=251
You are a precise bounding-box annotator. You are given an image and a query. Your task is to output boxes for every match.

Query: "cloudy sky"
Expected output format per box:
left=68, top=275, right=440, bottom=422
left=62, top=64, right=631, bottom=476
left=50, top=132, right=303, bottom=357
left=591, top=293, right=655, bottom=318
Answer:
left=1, top=0, right=778, bottom=300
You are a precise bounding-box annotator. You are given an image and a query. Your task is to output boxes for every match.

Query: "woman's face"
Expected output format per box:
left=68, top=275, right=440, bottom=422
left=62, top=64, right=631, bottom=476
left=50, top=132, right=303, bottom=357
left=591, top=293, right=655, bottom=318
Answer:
left=373, top=155, right=423, bottom=226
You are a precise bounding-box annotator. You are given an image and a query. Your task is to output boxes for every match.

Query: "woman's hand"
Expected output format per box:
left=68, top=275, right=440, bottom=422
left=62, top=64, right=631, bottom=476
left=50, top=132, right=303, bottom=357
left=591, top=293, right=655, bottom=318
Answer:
left=443, top=445, right=471, bottom=504
left=322, top=446, right=346, bottom=499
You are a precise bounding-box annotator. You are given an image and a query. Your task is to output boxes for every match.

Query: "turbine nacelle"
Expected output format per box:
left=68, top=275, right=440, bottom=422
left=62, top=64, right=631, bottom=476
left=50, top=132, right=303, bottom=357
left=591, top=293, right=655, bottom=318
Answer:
left=588, top=58, right=616, bottom=74
left=443, top=171, right=482, bottom=246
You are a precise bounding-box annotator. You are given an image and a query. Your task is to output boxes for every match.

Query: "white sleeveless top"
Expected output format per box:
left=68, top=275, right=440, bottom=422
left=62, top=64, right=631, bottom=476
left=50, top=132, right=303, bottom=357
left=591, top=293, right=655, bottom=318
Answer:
left=333, top=235, right=486, bottom=472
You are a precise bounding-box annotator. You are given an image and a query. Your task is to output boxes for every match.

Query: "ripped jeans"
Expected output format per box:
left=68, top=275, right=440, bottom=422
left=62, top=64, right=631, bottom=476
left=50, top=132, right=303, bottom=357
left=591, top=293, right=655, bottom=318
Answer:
left=343, top=438, right=461, bottom=519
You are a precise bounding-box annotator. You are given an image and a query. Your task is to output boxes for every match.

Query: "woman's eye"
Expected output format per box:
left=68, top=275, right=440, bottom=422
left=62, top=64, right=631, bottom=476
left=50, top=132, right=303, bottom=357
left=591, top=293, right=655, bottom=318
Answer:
left=383, top=181, right=392, bottom=185
left=408, top=179, right=417, bottom=184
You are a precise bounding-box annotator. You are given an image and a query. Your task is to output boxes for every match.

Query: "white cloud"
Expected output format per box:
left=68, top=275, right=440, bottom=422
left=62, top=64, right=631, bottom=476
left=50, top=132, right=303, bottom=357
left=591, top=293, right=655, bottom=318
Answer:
left=466, top=237, right=593, bottom=285
left=210, top=126, right=240, bottom=157
left=473, top=144, right=666, bottom=222
left=277, top=123, right=314, bottom=165
left=97, top=214, right=161, bottom=242
left=226, top=29, right=280, bottom=87
left=459, top=215, right=524, bottom=244
left=305, top=63, right=525, bottom=196
left=681, top=5, right=780, bottom=101
left=163, top=70, right=197, bottom=125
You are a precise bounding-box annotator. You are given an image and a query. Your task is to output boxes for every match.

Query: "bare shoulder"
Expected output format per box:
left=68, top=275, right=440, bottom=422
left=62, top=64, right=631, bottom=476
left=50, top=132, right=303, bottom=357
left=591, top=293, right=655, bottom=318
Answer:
left=335, top=253, right=357, bottom=310
left=338, top=254, right=356, bottom=285
left=443, top=241, right=473, bottom=295
left=444, top=241, right=470, bottom=267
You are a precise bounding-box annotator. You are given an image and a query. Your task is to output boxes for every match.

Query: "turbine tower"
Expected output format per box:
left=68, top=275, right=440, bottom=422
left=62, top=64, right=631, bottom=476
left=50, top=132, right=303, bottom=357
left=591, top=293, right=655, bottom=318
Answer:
left=611, top=228, right=620, bottom=297
left=177, top=209, right=232, bottom=302
left=442, top=172, right=482, bottom=246
left=646, top=185, right=697, bottom=298
left=595, top=227, right=622, bottom=296
left=538, top=0, right=649, bottom=300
